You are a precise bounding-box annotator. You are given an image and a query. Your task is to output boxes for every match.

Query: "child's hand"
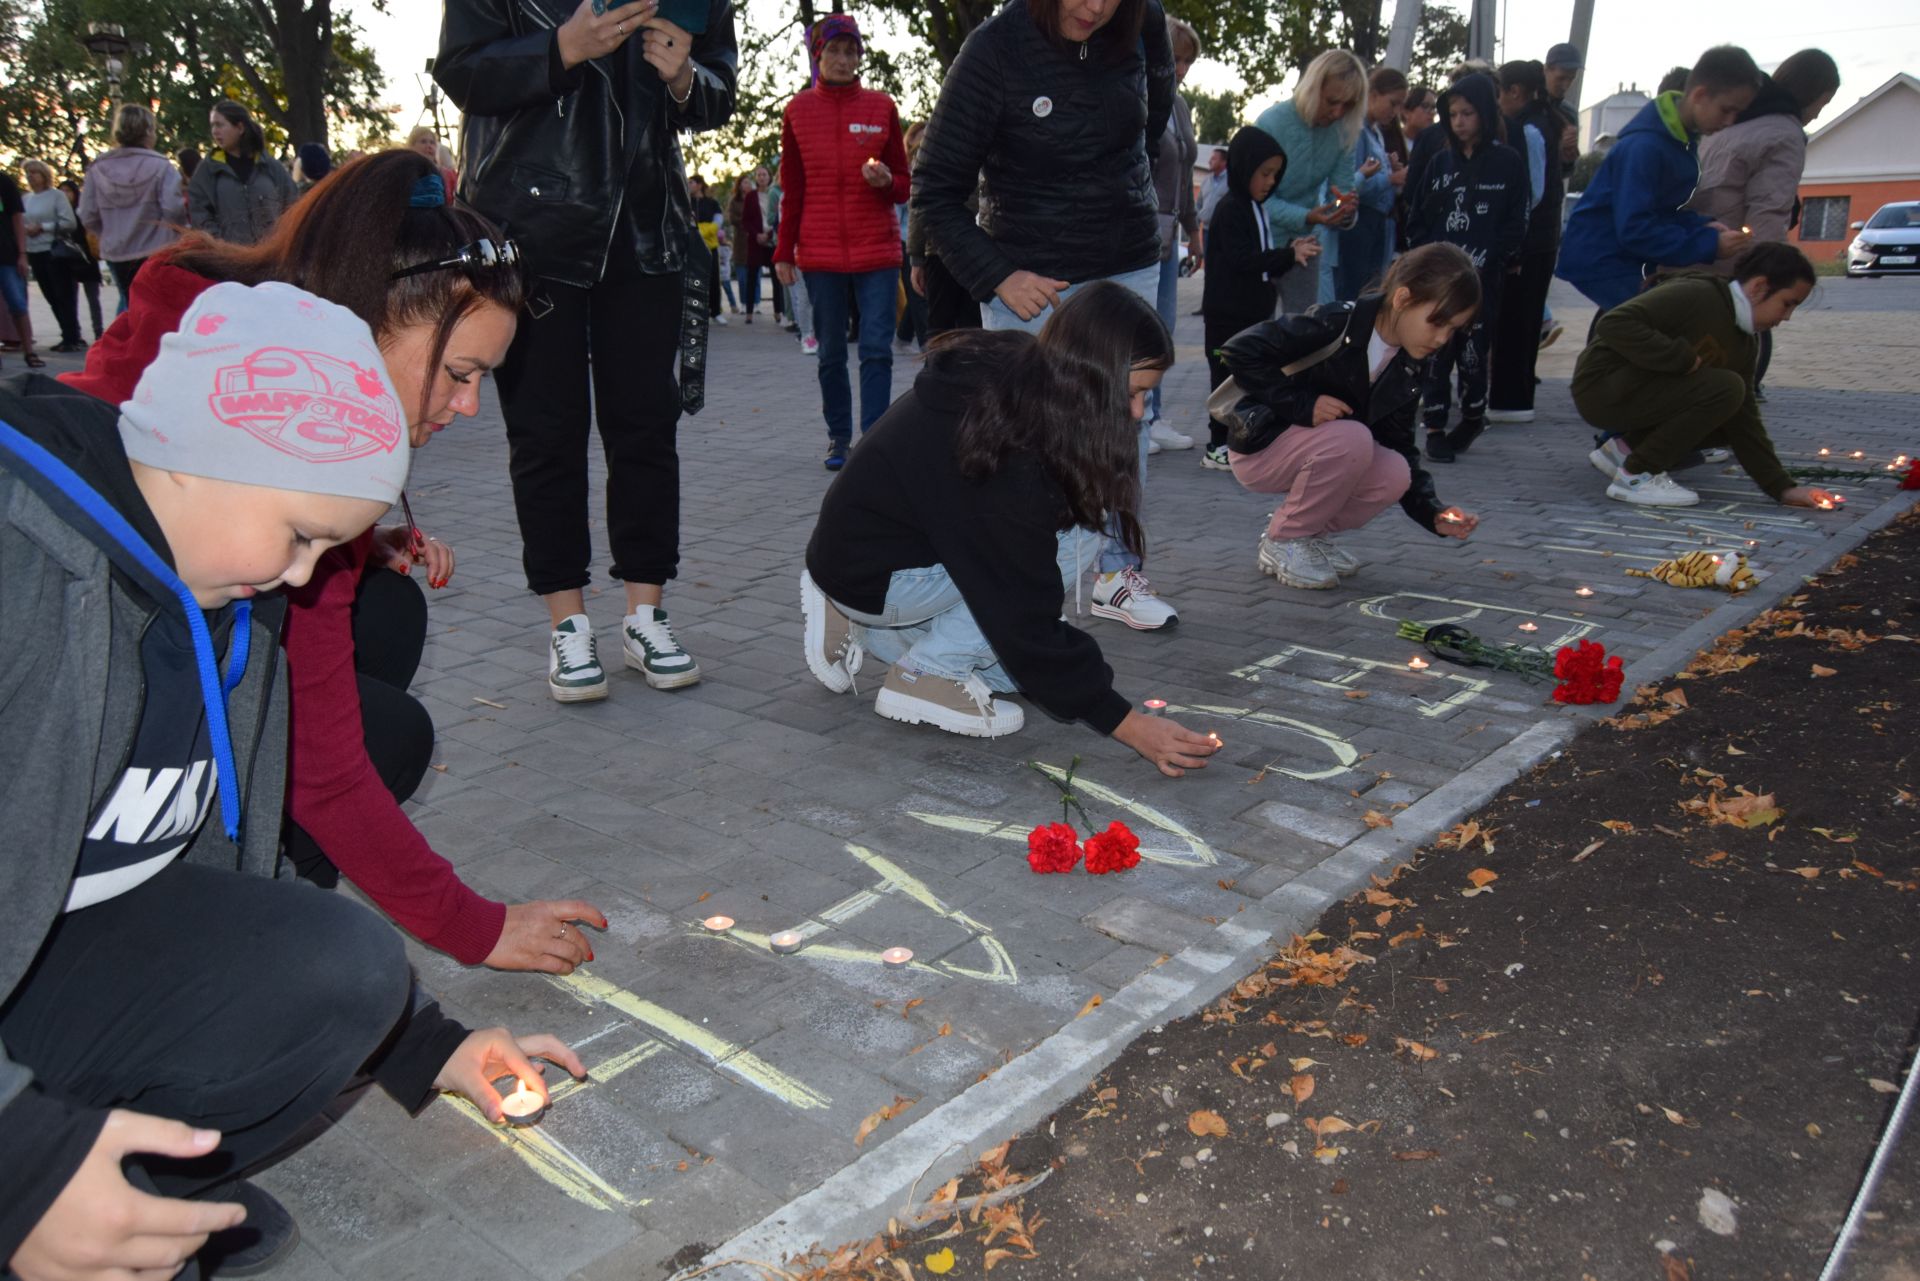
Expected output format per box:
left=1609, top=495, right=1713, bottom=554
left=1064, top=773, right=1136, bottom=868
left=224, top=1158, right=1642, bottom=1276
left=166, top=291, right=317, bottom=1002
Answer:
left=1311, top=395, right=1354, bottom=426
left=434, top=1029, right=586, bottom=1123
left=1781, top=485, right=1843, bottom=510
left=1716, top=227, right=1752, bottom=259
left=1292, top=237, right=1321, bottom=263
left=1434, top=506, right=1478, bottom=539
left=1113, top=711, right=1219, bottom=778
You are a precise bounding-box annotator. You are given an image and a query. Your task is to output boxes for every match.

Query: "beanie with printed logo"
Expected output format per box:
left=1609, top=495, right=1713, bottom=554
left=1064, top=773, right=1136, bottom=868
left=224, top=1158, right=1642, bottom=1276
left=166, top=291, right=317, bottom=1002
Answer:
left=118, top=280, right=411, bottom=505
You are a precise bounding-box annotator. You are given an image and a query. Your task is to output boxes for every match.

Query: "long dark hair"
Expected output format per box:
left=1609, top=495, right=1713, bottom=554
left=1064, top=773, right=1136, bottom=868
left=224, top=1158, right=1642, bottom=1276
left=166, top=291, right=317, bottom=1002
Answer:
left=1732, top=242, right=1815, bottom=292
left=211, top=99, right=266, bottom=159
left=1498, top=60, right=1548, bottom=109
left=1769, top=49, right=1840, bottom=115
left=947, top=283, right=1171, bottom=562
left=169, top=149, right=525, bottom=425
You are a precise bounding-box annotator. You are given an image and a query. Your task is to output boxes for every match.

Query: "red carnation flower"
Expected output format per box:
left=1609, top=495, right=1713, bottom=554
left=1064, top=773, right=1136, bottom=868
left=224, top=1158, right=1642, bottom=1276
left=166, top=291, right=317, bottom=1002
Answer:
left=1083, top=821, right=1142, bottom=875
left=1026, top=822, right=1082, bottom=874
left=1902, top=458, right=1920, bottom=491
left=1552, top=639, right=1625, bottom=705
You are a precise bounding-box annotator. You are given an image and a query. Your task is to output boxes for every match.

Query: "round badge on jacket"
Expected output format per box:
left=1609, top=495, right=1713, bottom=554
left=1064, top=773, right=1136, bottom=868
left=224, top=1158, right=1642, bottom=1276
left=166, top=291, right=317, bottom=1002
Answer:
left=1032, top=96, right=1053, bottom=118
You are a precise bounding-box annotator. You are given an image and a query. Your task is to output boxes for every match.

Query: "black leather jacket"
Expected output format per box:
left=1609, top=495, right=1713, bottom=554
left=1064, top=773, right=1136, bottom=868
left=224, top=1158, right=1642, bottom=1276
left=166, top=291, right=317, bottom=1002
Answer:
left=436, top=0, right=738, bottom=288
left=1217, top=296, right=1446, bottom=535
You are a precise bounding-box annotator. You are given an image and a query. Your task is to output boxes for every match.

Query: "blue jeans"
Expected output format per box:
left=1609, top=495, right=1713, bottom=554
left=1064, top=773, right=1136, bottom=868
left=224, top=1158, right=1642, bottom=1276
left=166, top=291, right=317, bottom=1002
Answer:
left=836, top=526, right=1106, bottom=689
left=983, top=262, right=1158, bottom=572
left=804, top=268, right=895, bottom=445
left=1148, top=249, right=1180, bottom=420
left=1334, top=207, right=1389, bottom=302
left=1563, top=271, right=1641, bottom=312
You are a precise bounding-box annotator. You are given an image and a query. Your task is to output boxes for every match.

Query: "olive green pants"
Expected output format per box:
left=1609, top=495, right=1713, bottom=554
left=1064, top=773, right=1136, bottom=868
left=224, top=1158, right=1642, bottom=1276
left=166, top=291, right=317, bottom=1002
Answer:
left=1572, top=365, right=1746, bottom=476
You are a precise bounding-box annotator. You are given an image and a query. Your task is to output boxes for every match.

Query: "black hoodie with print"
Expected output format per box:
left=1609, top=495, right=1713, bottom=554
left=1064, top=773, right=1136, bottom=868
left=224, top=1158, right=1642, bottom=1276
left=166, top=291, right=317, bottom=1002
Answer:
left=1407, top=74, right=1529, bottom=276
left=1201, top=126, right=1303, bottom=329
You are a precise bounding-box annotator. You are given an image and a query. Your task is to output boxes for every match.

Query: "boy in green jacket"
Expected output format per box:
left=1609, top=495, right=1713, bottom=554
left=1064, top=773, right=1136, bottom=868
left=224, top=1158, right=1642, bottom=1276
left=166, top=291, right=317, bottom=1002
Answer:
left=1574, top=242, right=1837, bottom=509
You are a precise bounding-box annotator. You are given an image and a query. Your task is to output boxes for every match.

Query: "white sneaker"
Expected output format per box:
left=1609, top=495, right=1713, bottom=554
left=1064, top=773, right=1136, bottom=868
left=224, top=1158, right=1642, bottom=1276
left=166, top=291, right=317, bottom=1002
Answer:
left=1090, top=567, right=1179, bottom=629
left=1485, top=408, right=1534, bottom=424
left=1147, top=437, right=1163, bottom=456
left=801, top=336, right=820, bottom=355
left=874, top=666, right=1024, bottom=738
left=621, top=607, right=702, bottom=689
left=713, top=313, right=729, bottom=326
left=1148, top=420, right=1195, bottom=451
left=1308, top=537, right=1363, bottom=577
left=800, top=569, right=864, bottom=693
left=548, top=615, right=608, bottom=702
left=1606, top=469, right=1700, bottom=507
left=1587, top=436, right=1630, bottom=481
left=1257, top=536, right=1337, bottom=589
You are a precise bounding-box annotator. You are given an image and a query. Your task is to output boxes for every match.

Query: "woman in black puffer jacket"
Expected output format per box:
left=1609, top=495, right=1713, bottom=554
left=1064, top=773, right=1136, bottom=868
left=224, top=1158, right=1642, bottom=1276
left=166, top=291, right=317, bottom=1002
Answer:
left=911, top=0, right=1177, bottom=630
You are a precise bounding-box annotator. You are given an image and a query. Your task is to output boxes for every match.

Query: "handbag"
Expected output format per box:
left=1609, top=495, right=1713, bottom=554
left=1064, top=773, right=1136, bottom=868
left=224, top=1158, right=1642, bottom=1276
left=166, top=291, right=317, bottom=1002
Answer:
left=1206, top=309, right=1355, bottom=454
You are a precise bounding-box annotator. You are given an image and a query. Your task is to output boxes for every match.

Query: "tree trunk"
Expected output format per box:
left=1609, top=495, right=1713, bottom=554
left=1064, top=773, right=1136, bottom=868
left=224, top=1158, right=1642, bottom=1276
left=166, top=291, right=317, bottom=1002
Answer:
left=228, top=0, right=334, bottom=147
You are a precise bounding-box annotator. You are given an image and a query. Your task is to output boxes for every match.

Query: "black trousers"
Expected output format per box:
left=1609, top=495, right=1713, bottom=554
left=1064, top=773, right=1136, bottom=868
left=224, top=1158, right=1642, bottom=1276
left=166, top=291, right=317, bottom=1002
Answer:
left=0, top=862, right=410, bottom=1260
left=1487, top=248, right=1556, bottom=413
left=1202, top=310, right=1264, bottom=449
left=895, top=253, right=929, bottom=347
left=496, top=266, right=684, bottom=594
left=1422, top=268, right=1501, bottom=432
left=26, top=251, right=82, bottom=347
left=283, top=567, right=433, bottom=888
left=923, top=254, right=981, bottom=336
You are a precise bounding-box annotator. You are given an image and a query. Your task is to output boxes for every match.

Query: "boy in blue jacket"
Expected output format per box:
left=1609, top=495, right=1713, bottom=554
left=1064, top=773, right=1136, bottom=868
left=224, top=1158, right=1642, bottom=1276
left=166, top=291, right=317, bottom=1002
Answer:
left=1556, top=46, right=1762, bottom=311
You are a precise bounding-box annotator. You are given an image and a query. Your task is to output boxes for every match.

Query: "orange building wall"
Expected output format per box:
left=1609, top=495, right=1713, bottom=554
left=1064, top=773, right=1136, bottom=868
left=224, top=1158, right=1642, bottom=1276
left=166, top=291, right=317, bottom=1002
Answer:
left=1794, top=179, right=1920, bottom=262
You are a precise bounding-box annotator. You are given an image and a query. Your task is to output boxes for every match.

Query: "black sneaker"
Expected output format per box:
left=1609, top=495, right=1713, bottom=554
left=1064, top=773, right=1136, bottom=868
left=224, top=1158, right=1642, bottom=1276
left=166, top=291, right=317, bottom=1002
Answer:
left=824, top=443, right=848, bottom=471
left=198, top=1181, right=299, bottom=1277
left=1444, top=417, right=1486, bottom=456
left=1425, top=432, right=1457, bottom=464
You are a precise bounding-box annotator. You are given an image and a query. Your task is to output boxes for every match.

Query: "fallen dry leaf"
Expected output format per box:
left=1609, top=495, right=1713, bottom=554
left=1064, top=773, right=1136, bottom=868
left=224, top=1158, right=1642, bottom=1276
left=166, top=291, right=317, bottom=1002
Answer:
left=1307, top=1116, right=1355, bottom=1137
left=1188, top=1109, right=1229, bottom=1138
left=1075, top=993, right=1103, bottom=1020
left=923, top=1246, right=956, bottom=1275
left=1660, top=688, right=1690, bottom=708
left=1395, top=1037, right=1439, bottom=1062
left=903, top=997, right=925, bottom=1016
left=1664, top=1252, right=1694, bottom=1281
left=1466, top=868, right=1499, bottom=888
left=1810, top=827, right=1859, bottom=844
left=1344, top=689, right=1370, bottom=700
left=1363, top=810, right=1394, bottom=829
left=1599, top=819, right=1636, bottom=834
left=938, top=1022, right=952, bottom=1037
left=1811, top=664, right=1837, bottom=678
left=1792, top=866, right=1821, bottom=879
left=853, top=1095, right=914, bottom=1146
left=1290, top=1074, right=1316, bottom=1105
left=1869, top=1078, right=1898, bottom=1093
left=1572, top=839, right=1605, bottom=863
left=1661, top=1106, right=1698, bottom=1128
left=1393, top=1149, right=1441, bottom=1161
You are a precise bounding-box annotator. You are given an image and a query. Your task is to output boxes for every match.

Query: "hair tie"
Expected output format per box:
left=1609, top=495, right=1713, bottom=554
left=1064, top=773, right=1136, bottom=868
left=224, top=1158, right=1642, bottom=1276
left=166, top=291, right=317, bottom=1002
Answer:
left=409, top=173, right=447, bottom=209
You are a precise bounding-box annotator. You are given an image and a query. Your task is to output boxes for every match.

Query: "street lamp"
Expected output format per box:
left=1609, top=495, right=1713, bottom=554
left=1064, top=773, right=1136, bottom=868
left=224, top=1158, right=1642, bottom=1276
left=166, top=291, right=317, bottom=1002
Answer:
left=82, top=22, right=132, bottom=117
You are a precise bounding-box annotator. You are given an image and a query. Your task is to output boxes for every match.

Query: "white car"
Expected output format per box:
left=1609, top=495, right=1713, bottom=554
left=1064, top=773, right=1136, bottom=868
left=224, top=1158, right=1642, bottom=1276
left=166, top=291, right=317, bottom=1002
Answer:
left=1845, top=201, right=1920, bottom=277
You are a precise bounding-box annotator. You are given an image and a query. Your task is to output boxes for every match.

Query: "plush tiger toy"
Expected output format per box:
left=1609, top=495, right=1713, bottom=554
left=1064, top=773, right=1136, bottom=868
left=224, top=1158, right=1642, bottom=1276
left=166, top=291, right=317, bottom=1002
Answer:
left=1625, top=550, right=1758, bottom=592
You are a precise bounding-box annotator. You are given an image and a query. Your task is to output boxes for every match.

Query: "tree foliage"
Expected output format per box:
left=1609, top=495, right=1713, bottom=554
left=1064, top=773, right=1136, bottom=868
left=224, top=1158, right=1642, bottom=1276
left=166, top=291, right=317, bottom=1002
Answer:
left=1186, top=87, right=1247, bottom=146
left=1405, top=2, right=1467, bottom=91
left=0, top=0, right=389, bottom=175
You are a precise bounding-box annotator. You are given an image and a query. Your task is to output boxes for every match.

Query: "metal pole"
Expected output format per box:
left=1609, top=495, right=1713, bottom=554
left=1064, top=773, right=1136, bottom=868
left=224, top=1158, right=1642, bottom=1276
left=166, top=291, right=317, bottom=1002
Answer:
left=1565, top=0, right=1596, bottom=111
left=1466, top=0, right=1496, bottom=63
left=1383, top=0, right=1420, bottom=72
left=1817, top=1049, right=1918, bottom=1281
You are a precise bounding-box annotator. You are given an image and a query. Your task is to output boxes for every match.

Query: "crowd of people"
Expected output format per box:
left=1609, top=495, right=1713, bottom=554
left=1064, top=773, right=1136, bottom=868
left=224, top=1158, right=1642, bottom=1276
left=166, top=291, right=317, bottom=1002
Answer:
left=0, top=0, right=1858, bottom=1273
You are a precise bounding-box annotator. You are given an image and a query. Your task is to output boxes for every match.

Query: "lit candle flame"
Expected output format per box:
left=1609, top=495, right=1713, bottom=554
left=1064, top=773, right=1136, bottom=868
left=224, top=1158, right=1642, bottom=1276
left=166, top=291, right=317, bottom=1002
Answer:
left=500, top=1081, right=545, bottom=1122
left=703, top=915, right=735, bottom=932
left=1517, top=622, right=1538, bottom=633
left=1740, top=225, right=1750, bottom=234
left=1818, top=448, right=1831, bottom=457
left=1407, top=655, right=1430, bottom=671
left=1849, top=450, right=1865, bottom=460
left=770, top=930, right=804, bottom=954
left=881, top=946, right=914, bottom=967
left=1575, top=586, right=1595, bottom=597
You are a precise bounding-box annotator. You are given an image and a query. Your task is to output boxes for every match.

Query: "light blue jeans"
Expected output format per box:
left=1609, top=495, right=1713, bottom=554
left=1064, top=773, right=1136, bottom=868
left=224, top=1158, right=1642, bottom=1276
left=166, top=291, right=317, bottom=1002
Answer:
left=1148, top=248, right=1180, bottom=421
left=837, top=526, right=1107, bottom=689
left=982, top=262, right=1157, bottom=573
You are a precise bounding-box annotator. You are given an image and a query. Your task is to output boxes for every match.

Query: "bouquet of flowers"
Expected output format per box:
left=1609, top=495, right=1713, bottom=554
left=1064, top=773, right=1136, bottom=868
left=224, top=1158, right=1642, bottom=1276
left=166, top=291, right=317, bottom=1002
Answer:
left=1396, top=620, right=1556, bottom=683
left=1551, top=639, right=1625, bottom=705
left=1024, top=757, right=1141, bottom=876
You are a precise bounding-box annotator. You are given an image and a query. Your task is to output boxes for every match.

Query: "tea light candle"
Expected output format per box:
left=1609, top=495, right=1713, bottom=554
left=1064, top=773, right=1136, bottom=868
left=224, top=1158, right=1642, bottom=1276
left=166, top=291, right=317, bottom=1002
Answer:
left=1896, top=455, right=1910, bottom=466
left=881, top=946, right=914, bottom=968
left=1740, top=225, right=1751, bottom=234
left=1818, top=448, right=1831, bottom=457
left=1207, top=731, right=1223, bottom=747
left=769, top=930, right=804, bottom=955
left=1575, top=586, right=1595, bottom=598
left=1142, top=698, right=1167, bottom=717
left=499, top=1080, right=547, bottom=1127
left=1816, top=497, right=1836, bottom=510
left=1849, top=450, right=1865, bottom=460
left=703, top=915, right=735, bottom=933
left=1407, top=655, right=1430, bottom=671
left=1517, top=621, right=1539, bottom=633
left=1439, top=511, right=1465, bottom=524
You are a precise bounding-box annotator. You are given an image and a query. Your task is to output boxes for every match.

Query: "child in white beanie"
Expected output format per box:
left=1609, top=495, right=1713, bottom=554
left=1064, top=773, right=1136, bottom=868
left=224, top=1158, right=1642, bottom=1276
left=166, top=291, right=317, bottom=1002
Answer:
left=0, top=281, right=581, bottom=1280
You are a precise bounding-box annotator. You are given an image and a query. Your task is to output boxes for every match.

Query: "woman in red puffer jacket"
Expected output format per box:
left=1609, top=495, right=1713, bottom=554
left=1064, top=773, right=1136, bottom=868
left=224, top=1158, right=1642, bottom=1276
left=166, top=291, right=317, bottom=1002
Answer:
left=773, top=13, right=910, bottom=471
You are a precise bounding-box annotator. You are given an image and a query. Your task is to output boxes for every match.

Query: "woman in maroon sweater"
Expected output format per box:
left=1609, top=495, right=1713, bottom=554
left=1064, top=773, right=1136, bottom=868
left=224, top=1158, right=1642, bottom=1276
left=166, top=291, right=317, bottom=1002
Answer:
left=63, top=150, right=606, bottom=971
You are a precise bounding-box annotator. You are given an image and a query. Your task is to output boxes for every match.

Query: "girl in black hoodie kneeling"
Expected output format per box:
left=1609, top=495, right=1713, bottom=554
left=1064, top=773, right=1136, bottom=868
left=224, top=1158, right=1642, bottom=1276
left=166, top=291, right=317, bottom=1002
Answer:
left=1197, top=126, right=1321, bottom=471
left=1406, top=72, right=1529, bottom=462
left=800, top=283, right=1220, bottom=778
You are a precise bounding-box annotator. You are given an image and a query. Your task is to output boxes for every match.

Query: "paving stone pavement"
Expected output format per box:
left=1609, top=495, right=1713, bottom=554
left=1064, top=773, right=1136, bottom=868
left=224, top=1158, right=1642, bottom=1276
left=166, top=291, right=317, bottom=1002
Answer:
left=13, top=274, right=1918, bottom=1278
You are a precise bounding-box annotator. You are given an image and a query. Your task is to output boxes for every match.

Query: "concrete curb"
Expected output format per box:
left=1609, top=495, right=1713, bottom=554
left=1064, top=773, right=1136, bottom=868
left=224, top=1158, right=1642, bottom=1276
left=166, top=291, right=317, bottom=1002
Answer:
left=682, top=489, right=1917, bottom=1278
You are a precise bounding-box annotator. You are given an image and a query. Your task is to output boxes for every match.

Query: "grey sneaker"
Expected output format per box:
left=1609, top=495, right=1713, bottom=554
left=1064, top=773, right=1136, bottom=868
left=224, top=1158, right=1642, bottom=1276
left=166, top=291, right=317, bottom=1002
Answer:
left=548, top=614, right=608, bottom=702
left=874, top=666, right=1024, bottom=738
left=622, top=607, right=701, bottom=689
left=1587, top=436, right=1629, bottom=481
left=1257, top=536, right=1337, bottom=589
left=800, top=568, right=864, bottom=693
left=1606, top=469, right=1700, bottom=507
left=1309, top=537, right=1363, bottom=577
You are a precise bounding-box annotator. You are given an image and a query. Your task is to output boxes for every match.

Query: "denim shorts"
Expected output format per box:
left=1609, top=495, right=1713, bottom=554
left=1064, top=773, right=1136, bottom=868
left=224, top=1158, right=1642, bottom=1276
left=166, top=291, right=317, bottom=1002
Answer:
left=0, top=264, right=28, bottom=316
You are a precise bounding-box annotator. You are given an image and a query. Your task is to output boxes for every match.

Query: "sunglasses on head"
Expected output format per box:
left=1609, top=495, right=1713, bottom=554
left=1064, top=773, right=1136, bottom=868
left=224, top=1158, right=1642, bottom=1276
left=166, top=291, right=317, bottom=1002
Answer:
left=391, top=237, right=522, bottom=281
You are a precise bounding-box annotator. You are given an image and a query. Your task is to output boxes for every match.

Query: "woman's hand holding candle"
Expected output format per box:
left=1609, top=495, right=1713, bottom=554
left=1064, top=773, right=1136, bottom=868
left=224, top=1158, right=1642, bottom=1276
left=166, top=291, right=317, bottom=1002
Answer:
left=1433, top=506, right=1478, bottom=539
left=861, top=157, right=892, bottom=188
left=1113, top=710, right=1220, bottom=779
left=434, top=1028, right=587, bottom=1123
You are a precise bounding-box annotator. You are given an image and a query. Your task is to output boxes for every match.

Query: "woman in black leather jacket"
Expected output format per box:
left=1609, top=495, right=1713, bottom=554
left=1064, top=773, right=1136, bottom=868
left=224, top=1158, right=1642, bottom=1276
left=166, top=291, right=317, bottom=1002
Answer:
left=437, top=0, right=736, bottom=704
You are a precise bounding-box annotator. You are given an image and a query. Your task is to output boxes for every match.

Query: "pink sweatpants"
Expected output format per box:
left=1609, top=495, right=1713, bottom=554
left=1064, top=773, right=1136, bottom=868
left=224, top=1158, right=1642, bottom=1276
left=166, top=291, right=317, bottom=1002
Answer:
left=1229, top=420, right=1411, bottom=541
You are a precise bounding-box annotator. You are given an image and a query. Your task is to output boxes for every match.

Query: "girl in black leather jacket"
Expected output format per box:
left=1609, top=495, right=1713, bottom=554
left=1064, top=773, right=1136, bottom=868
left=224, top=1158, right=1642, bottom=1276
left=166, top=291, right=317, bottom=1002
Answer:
left=1215, top=245, right=1483, bottom=592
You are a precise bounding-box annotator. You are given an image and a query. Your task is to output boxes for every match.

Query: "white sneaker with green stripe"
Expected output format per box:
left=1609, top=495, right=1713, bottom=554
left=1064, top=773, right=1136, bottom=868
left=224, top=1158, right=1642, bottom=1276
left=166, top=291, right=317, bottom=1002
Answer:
left=622, top=607, right=701, bottom=689
left=547, top=614, right=608, bottom=703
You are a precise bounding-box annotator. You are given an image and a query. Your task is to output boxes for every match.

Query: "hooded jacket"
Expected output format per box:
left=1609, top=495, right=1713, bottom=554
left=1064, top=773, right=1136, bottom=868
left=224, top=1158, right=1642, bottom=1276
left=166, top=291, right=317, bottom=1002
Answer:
left=805, top=342, right=1132, bottom=735
left=1691, top=78, right=1807, bottom=263
left=1406, top=74, right=1529, bottom=276
left=58, top=252, right=513, bottom=965
left=186, top=148, right=297, bottom=246
left=1217, top=295, right=1446, bottom=535
left=774, top=77, right=911, bottom=275
left=1508, top=98, right=1565, bottom=254
left=1252, top=99, right=1361, bottom=243
left=435, top=0, right=739, bottom=287
left=1201, top=127, right=1302, bottom=326
left=77, top=147, right=181, bottom=261
left=1557, top=92, right=1719, bottom=291
left=910, top=0, right=1174, bottom=301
